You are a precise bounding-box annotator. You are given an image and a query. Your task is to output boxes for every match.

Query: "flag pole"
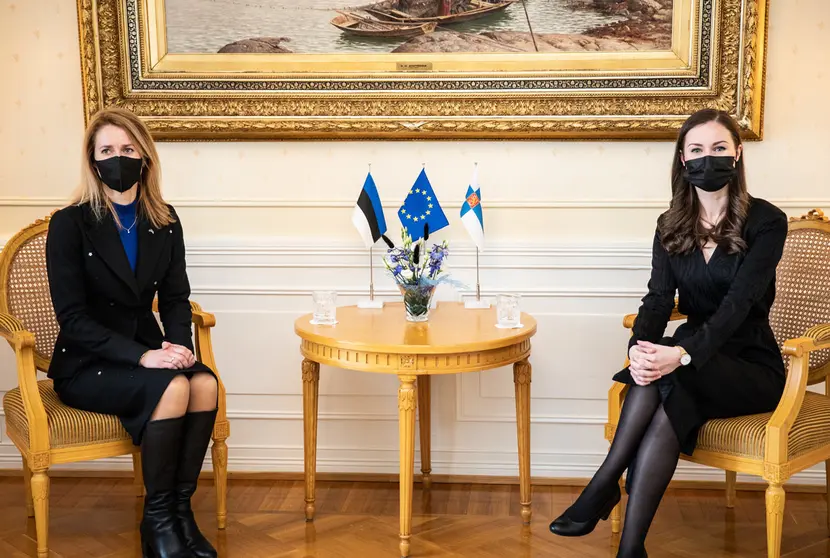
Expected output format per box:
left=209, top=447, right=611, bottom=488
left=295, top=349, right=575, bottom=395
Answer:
left=475, top=247, right=481, bottom=302
left=464, top=161, right=489, bottom=309
left=369, top=245, right=374, bottom=301
left=358, top=162, right=383, bottom=309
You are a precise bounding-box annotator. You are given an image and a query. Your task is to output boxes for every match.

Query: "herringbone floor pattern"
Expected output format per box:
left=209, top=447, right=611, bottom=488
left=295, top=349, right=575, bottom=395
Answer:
left=0, top=477, right=828, bottom=557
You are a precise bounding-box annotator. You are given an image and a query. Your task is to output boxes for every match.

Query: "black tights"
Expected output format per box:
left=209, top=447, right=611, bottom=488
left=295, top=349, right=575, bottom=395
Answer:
left=568, top=384, right=681, bottom=556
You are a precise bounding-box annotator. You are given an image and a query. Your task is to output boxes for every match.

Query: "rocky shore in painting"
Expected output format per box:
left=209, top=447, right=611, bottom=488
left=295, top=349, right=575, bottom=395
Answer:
left=578, top=0, right=673, bottom=50
left=217, top=0, right=673, bottom=54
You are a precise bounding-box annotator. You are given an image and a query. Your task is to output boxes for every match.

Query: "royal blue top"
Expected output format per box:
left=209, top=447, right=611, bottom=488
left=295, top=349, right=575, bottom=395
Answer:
left=113, top=199, right=139, bottom=273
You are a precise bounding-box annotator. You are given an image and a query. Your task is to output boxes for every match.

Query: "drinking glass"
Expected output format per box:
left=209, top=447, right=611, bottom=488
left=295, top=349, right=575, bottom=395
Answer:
left=311, top=290, right=337, bottom=325
left=496, top=293, right=521, bottom=328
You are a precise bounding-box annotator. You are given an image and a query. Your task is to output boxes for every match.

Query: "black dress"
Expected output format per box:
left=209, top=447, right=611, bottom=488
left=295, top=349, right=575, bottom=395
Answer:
left=45, top=202, right=214, bottom=445
left=613, top=197, right=788, bottom=455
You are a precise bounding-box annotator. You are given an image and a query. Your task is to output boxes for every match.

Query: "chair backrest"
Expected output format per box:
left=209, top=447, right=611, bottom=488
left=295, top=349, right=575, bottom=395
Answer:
left=0, top=214, right=58, bottom=372
left=768, top=209, right=830, bottom=384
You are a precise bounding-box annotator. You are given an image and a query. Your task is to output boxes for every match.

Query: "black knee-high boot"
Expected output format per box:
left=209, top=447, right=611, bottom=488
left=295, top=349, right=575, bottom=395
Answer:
left=175, top=409, right=218, bottom=558
left=141, top=416, right=191, bottom=558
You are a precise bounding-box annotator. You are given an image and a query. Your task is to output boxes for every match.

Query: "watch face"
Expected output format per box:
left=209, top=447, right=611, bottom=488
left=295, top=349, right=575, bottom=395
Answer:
left=681, top=354, right=691, bottom=365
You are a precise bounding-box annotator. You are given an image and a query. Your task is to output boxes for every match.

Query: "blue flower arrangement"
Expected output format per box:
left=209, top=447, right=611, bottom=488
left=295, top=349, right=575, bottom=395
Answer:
left=382, top=224, right=457, bottom=321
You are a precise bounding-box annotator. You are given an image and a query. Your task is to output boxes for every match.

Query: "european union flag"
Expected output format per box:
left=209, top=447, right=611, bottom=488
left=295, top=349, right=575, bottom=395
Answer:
left=398, top=168, right=449, bottom=241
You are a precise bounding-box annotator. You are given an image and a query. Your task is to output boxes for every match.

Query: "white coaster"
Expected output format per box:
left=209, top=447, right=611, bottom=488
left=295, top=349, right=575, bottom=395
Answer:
left=464, top=299, right=491, bottom=309
left=495, top=323, right=524, bottom=329
left=309, top=319, right=338, bottom=326
left=357, top=299, right=384, bottom=309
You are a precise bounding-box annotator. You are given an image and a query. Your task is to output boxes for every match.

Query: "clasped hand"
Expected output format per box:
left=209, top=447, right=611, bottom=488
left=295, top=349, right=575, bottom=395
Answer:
left=628, top=341, right=682, bottom=386
left=139, top=341, right=196, bottom=369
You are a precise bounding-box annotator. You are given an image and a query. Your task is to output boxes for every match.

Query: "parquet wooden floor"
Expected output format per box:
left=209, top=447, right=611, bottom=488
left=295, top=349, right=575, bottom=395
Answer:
left=0, top=477, right=828, bottom=557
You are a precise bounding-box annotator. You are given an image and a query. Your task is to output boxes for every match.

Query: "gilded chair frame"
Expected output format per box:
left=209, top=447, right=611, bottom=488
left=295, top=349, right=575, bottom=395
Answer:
left=605, top=209, right=830, bottom=558
left=0, top=213, right=230, bottom=558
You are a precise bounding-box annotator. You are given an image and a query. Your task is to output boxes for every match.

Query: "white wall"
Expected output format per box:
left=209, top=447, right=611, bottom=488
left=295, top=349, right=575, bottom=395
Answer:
left=1, top=0, right=829, bottom=484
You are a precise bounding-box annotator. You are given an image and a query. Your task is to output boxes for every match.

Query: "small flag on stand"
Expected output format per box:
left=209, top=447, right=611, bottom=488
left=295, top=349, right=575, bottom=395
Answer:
left=351, top=171, right=388, bottom=249
left=460, top=166, right=484, bottom=251
left=398, top=168, right=449, bottom=241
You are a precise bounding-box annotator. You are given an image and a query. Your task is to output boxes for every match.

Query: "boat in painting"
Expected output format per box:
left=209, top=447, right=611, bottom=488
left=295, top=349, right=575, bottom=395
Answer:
left=366, top=0, right=517, bottom=25
left=330, top=12, right=438, bottom=38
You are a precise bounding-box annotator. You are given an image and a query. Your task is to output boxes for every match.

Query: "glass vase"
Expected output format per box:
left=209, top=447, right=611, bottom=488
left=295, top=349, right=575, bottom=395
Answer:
left=400, top=284, right=436, bottom=322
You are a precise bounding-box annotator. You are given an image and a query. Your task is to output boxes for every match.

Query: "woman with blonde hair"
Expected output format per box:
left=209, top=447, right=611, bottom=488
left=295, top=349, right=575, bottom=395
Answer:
left=46, top=107, right=218, bottom=558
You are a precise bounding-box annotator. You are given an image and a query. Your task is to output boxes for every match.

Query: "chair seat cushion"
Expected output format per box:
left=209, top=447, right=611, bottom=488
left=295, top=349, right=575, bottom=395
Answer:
left=3, top=379, right=132, bottom=449
left=695, top=391, right=830, bottom=460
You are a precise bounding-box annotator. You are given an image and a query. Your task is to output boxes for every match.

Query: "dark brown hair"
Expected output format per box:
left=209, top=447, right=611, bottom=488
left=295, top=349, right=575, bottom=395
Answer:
left=658, top=109, right=749, bottom=255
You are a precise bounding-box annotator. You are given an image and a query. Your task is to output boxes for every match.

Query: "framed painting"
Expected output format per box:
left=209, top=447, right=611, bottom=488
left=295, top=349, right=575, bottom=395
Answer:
left=76, top=0, right=770, bottom=140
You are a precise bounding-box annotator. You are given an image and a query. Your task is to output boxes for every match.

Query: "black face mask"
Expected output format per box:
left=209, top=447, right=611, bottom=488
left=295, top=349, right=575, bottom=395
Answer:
left=683, top=155, right=737, bottom=192
left=94, top=156, right=143, bottom=193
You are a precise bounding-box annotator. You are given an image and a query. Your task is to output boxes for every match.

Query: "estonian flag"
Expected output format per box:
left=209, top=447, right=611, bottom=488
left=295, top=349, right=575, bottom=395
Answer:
left=351, top=172, right=388, bottom=249
left=460, top=166, right=484, bottom=251
left=398, top=168, right=449, bottom=241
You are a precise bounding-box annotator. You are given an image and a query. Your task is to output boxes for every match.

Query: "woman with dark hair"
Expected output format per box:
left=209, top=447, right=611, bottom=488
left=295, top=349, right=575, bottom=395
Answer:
left=549, top=109, right=788, bottom=557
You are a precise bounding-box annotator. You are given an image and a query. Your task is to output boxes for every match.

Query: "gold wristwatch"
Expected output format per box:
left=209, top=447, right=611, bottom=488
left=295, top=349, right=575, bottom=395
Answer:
left=677, top=346, right=692, bottom=366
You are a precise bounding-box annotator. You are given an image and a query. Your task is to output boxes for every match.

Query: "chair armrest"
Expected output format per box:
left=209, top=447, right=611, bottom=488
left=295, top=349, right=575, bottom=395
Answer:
left=150, top=299, right=216, bottom=328
left=765, top=324, right=830, bottom=464
left=187, top=302, right=228, bottom=440
left=189, top=300, right=216, bottom=328
left=0, top=312, right=50, bottom=455
left=622, top=304, right=687, bottom=330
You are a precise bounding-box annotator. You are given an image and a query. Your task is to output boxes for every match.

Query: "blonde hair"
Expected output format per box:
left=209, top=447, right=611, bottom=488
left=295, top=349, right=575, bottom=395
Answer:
left=75, top=107, right=174, bottom=229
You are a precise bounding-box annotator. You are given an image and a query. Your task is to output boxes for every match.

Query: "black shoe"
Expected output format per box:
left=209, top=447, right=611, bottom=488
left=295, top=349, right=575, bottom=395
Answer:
left=549, top=484, right=621, bottom=537
left=140, top=416, right=191, bottom=558
left=175, top=410, right=218, bottom=558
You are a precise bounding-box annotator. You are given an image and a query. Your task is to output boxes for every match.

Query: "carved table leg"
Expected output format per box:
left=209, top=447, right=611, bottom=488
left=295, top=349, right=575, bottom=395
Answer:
left=302, top=359, right=320, bottom=522
left=514, top=359, right=532, bottom=524
left=417, top=375, right=432, bottom=490
left=399, top=375, right=417, bottom=558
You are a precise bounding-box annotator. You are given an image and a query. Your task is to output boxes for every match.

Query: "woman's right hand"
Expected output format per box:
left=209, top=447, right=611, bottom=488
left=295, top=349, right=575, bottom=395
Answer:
left=139, top=348, right=187, bottom=369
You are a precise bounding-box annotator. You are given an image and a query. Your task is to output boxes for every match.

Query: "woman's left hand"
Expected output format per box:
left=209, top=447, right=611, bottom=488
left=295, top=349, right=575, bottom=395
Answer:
left=162, top=341, right=196, bottom=368
left=634, top=341, right=683, bottom=378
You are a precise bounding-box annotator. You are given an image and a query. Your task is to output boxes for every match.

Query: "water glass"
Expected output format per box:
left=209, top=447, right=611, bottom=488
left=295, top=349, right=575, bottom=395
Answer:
left=496, top=293, right=522, bottom=328
left=311, top=290, right=337, bottom=325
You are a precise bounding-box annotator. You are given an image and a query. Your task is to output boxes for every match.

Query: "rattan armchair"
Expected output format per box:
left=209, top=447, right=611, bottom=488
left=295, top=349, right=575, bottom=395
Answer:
left=0, top=214, right=230, bottom=558
left=605, top=209, right=830, bottom=558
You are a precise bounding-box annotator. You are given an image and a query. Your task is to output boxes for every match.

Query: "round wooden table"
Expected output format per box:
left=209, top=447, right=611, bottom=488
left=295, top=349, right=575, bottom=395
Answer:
left=294, top=301, right=537, bottom=557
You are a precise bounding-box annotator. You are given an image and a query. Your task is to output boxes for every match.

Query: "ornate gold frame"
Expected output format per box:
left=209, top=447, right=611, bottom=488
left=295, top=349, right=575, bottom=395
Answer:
left=77, top=0, right=769, bottom=140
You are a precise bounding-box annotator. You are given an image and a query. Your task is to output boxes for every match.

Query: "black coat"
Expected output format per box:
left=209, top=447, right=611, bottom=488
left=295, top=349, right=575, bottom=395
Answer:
left=46, top=202, right=195, bottom=381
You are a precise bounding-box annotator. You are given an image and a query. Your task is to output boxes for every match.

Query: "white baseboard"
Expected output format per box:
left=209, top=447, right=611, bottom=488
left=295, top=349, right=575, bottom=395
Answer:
left=0, top=448, right=822, bottom=486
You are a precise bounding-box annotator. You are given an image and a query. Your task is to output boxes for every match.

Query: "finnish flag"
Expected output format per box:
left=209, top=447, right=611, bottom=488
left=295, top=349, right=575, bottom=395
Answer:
left=351, top=172, right=388, bottom=249
left=460, top=166, right=484, bottom=251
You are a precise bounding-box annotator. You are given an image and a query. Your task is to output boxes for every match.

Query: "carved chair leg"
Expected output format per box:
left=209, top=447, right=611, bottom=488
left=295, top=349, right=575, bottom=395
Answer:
left=22, top=456, right=34, bottom=518
left=765, top=482, right=785, bottom=558
left=826, top=459, right=830, bottom=533
left=31, top=465, right=50, bottom=558
left=212, top=421, right=230, bottom=530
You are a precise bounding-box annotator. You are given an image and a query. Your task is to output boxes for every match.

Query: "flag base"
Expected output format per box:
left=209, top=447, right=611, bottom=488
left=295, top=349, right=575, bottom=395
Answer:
left=464, top=298, right=491, bottom=309
left=358, top=299, right=384, bottom=309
